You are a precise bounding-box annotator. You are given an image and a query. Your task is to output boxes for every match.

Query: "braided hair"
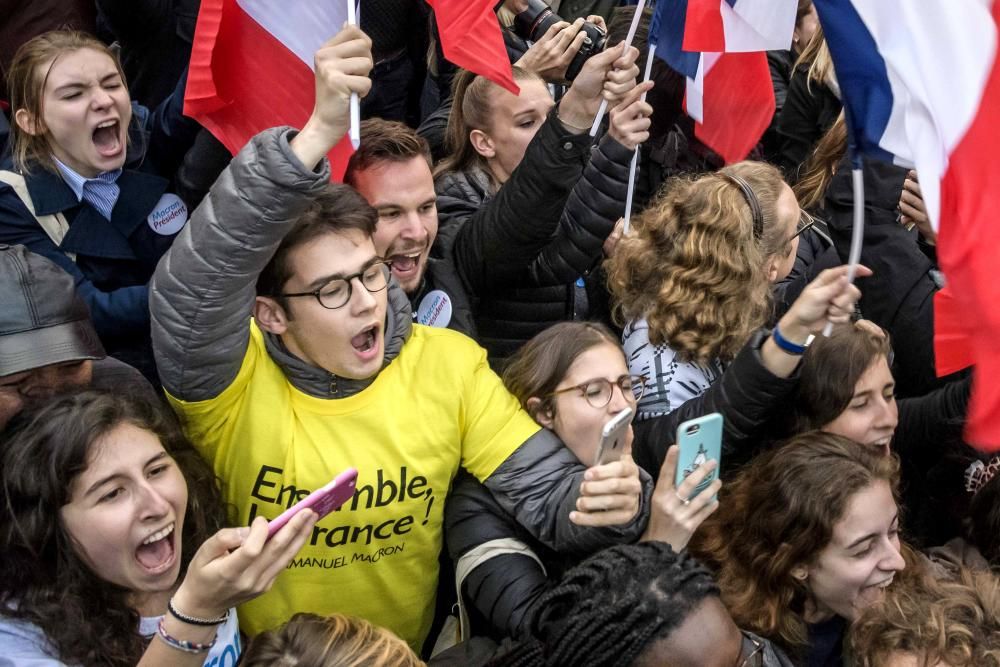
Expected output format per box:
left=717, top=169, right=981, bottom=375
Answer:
left=487, top=542, right=721, bottom=667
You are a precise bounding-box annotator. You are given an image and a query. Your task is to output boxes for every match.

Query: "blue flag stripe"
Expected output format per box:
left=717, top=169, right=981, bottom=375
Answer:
left=813, top=0, right=896, bottom=162
left=650, top=0, right=701, bottom=79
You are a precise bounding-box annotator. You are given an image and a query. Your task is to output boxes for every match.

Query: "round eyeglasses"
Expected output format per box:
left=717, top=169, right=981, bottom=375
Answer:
left=548, top=374, right=646, bottom=408
left=276, top=261, right=392, bottom=310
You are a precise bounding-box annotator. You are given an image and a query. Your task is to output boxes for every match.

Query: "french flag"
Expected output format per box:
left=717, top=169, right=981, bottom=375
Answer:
left=651, top=0, right=796, bottom=163
left=814, top=0, right=1000, bottom=448
left=184, top=0, right=355, bottom=181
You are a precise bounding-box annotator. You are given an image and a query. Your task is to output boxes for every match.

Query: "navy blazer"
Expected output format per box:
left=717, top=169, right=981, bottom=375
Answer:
left=0, top=72, right=197, bottom=344
left=0, top=166, right=181, bottom=340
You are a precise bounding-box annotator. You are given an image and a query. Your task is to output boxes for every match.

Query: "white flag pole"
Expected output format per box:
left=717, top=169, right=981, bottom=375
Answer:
left=589, top=0, right=646, bottom=137
left=822, top=163, right=865, bottom=336
left=623, top=43, right=656, bottom=234
left=347, top=0, right=361, bottom=149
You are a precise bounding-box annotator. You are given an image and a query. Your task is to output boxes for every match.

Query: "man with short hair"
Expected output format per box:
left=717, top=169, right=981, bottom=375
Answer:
left=151, top=27, right=650, bottom=651
left=344, top=120, right=476, bottom=336
left=0, top=243, right=156, bottom=430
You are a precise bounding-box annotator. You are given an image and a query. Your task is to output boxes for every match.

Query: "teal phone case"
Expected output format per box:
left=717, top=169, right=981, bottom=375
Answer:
left=674, top=413, right=723, bottom=501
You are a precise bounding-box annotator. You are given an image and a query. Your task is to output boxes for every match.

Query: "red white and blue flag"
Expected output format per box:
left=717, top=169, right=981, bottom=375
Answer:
left=185, top=0, right=516, bottom=181
left=814, top=0, right=1000, bottom=449
left=185, top=0, right=356, bottom=180
left=650, top=0, right=796, bottom=163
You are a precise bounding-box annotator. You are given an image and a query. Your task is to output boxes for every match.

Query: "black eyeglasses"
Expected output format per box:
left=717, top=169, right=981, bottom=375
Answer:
left=737, top=632, right=765, bottom=667
left=276, top=261, right=391, bottom=310
left=790, top=210, right=816, bottom=242
left=548, top=374, right=646, bottom=408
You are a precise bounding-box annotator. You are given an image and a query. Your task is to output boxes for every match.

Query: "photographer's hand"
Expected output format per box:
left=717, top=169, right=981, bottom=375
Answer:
left=515, top=19, right=588, bottom=84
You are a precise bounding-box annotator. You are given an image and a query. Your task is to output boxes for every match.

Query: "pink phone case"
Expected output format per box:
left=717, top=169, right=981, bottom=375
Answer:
left=266, top=467, right=358, bottom=539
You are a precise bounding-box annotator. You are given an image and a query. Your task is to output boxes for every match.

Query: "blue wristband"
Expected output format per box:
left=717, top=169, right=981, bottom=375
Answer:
left=772, top=324, right=808, bottom=355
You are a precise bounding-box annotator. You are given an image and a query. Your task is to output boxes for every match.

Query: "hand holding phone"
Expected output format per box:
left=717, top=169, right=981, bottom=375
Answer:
left=594, top=406, right=634, bottom=466
left=266, top=467, right=358, bottom=540
left=674, top=413, right=722, bottom=502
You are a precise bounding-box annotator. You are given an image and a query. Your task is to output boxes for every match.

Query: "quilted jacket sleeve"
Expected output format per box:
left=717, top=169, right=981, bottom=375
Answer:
left=150, top=127, right=330, bottom=400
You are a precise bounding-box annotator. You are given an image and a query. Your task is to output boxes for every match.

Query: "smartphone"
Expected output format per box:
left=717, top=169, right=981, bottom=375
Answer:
left=266, top=467, right=359, bottom=539
left=675, top=413, right=723, bottom=502
left=594, top=406, right=634, bottom=466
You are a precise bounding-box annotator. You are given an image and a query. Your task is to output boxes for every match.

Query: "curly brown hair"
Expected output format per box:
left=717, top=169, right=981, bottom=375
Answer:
left=605, top=161, right=792, bottom=364
left=851, top=569, right=1000, bottom=667
left=689, top=431, right=923, bottom=658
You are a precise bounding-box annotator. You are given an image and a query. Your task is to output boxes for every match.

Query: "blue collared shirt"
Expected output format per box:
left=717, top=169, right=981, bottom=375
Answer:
left=53, top=158, right=122, bottom=221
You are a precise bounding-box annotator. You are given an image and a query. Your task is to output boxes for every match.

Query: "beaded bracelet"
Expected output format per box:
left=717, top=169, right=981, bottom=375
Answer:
left=772, top=324, right=808, bottom=355
left=156, top=617, right=217, bottom=654
left=168, top=597, right=229, bottom=627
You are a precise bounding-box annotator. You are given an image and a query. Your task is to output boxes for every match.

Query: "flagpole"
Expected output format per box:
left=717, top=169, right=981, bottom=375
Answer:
left=347, top=0, right=361, bottom=149
left=623, top=44, right=656, bottom=234
left=590, top=0, right=646, bottom=137
left=822, top=156, right=865, bottom=337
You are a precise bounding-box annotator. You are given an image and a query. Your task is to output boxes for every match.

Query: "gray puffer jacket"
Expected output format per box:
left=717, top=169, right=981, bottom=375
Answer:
left=151, top=126, right=652, bottom=558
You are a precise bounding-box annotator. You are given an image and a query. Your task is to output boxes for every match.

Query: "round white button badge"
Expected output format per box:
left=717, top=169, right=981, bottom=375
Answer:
left=416, top=290, right=453, bottom=328
left=146, top=193, right=188, bottom=236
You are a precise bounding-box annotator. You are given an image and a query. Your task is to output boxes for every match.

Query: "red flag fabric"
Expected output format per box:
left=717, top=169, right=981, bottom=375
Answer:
left=683, top=0, right=726, bottom=52
left=184, top=0, right=354, bottom=181
left=427, top=0, right=519, bottom=95
left=932, top=287, right=974, bottom=377
left=685, top=51, right=775, bottom=164
left=936, top=1, right=1000, bottom=447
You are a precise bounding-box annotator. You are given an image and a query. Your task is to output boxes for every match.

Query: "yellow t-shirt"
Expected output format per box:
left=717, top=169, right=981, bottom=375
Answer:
left=168, top=323, right=540, bottom=648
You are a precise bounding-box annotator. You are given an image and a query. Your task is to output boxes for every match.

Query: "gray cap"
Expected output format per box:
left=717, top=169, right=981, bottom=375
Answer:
left=0, top=244, right=104, bottom=377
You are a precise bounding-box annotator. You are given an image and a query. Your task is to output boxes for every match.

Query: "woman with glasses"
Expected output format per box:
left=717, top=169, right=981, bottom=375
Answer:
left=606, top=161, right=837, bottom=420
left=691, top=432, right=923, bottom=667
left=444, top=321, right=719, bottom=643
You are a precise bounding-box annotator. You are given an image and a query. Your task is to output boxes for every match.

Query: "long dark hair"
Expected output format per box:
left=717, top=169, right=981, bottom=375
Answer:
left=0, top=391, right=224, bottom=666
left=689, top=432, right=918, bottom=655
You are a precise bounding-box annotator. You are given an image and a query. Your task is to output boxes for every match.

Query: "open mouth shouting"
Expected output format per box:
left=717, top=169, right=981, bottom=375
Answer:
left=135, top=522, right=177, bottom=575
left=350, top=323, right=383, bottom=363
left=386, top=245, right=427, bottom=289
left=92, top=118, right=124, bottom=160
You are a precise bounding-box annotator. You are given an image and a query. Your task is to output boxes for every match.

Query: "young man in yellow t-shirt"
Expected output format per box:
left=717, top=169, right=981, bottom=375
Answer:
left=150, top=26, right=651, bottom=652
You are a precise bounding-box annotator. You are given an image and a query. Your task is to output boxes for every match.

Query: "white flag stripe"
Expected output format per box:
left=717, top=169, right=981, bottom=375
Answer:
left=237, top=0, right=348, bottom=71
left=848, top=0, right=996, bottom=229
left=723, top=0, right=797, bottom=51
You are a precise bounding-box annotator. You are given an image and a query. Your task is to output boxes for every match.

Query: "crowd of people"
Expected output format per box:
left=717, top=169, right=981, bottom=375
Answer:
left=0, top=1, right=995, bottom=666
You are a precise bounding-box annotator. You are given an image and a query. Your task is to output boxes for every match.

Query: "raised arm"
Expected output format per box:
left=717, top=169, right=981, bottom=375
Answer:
left=633, top=265, right=867, bottom=475
left=451, top=43, right=640, bottom=295
left=150, top=27, right=372, bottom=400
left=517, top=81, right=653, bottom=288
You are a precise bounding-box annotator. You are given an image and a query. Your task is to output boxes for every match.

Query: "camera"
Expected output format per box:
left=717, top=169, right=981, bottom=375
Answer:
left=512, top=0, right=607, bottom=82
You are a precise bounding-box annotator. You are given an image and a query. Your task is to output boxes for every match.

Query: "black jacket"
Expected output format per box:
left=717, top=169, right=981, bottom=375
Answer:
left=824, top=156, right=949, bottom=398
left=776, top=63, right=842, bottom=180
left=445, top=470, right=569, bottom=641
left=435, top=111, right=633, bottom=364
left=631, top=330, right=801, bottom=477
